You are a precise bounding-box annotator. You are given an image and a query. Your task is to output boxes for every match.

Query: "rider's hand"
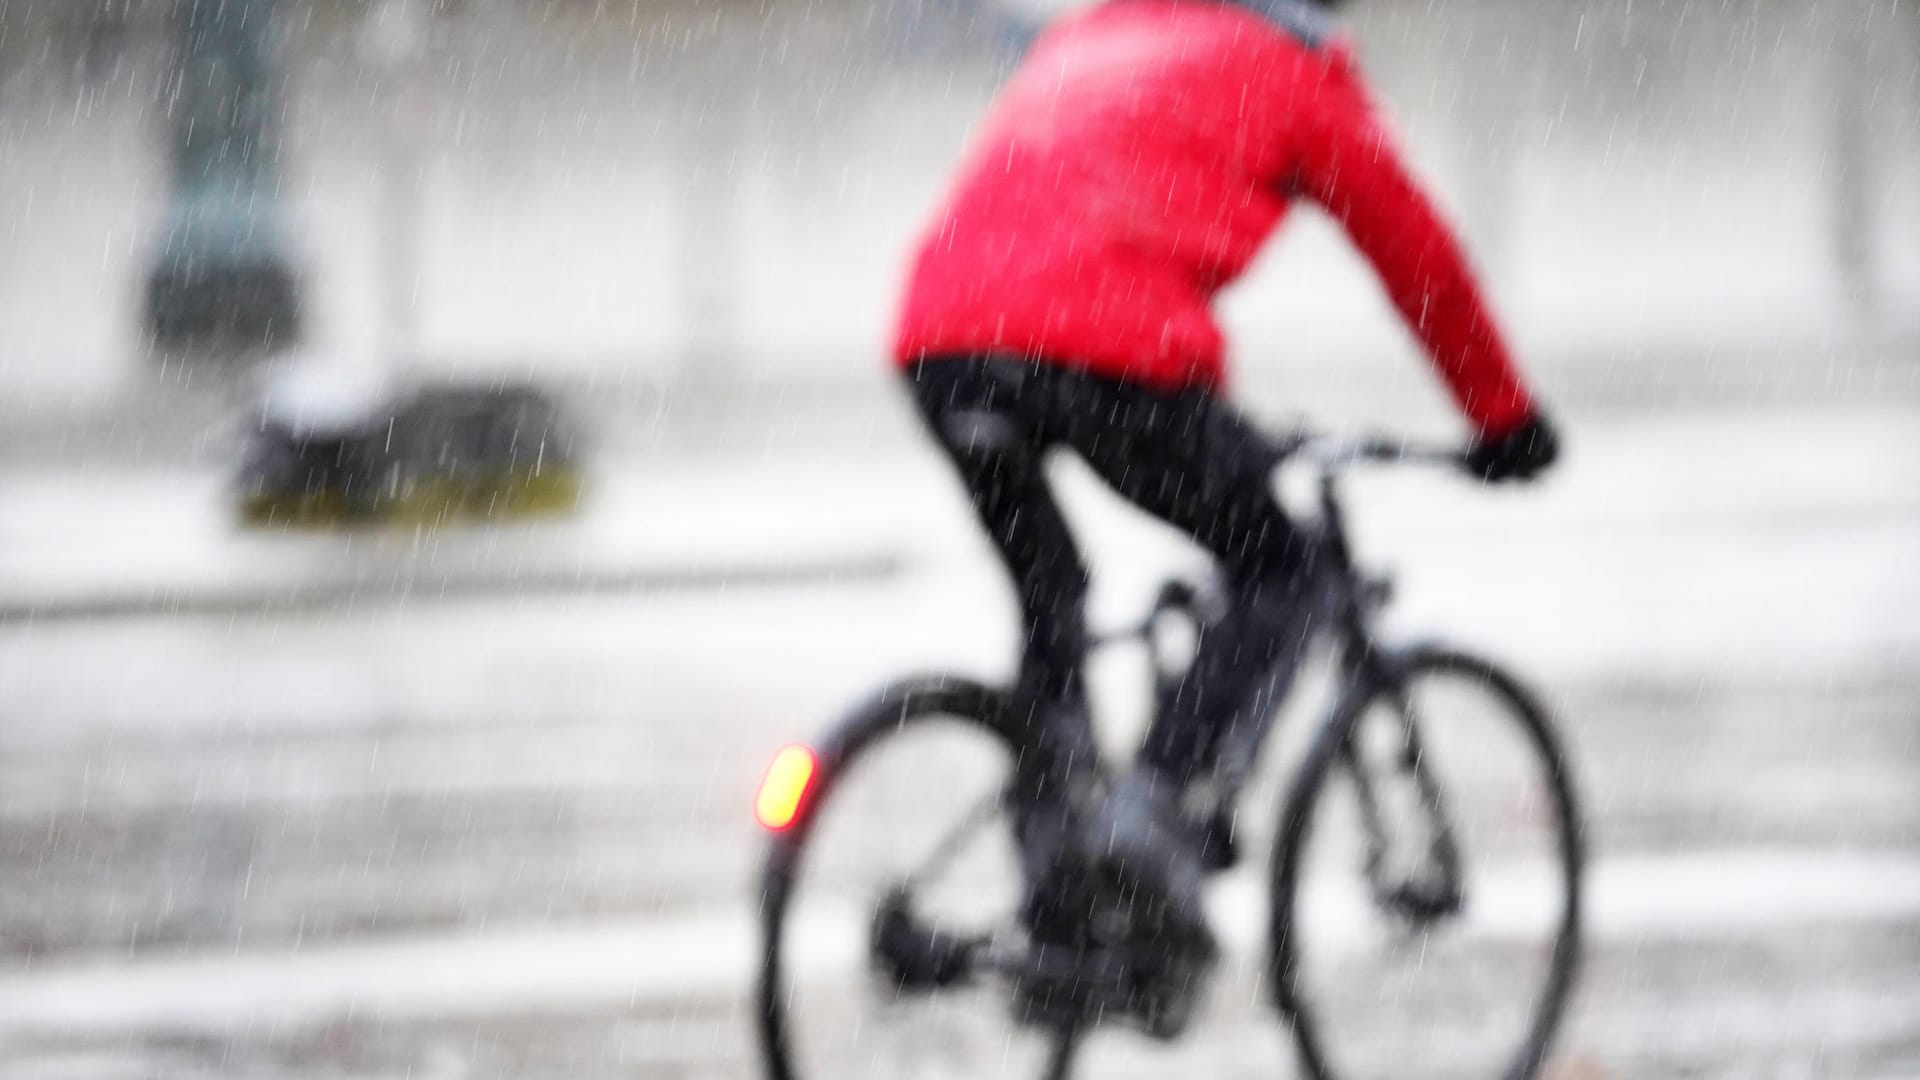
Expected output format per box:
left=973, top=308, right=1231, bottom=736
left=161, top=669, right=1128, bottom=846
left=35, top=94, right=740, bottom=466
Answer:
left=1465, top=412, right=1560, bottom=483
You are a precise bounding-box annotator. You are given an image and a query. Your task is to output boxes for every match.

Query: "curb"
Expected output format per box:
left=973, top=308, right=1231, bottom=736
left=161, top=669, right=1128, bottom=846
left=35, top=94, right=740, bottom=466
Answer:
left=0, top=553, right=908, bottom=624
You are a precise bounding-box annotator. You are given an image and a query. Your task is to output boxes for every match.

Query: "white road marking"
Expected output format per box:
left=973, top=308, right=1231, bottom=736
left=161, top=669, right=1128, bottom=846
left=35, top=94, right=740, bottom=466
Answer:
left=0, top=848, right=1916, bottom=1036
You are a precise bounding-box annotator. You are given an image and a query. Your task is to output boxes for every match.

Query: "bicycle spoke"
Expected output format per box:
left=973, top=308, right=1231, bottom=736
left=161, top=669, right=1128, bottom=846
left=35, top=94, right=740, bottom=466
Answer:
left=902, top=787, right=1013, bottom=892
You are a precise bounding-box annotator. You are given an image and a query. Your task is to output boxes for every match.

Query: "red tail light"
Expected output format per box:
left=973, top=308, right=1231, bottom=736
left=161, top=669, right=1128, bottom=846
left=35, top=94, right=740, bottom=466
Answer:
left=756, top=745, right=818, bottom=832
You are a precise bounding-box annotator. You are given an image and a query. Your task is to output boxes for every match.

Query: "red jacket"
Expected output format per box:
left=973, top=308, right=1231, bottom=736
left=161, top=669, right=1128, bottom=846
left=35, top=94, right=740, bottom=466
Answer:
left=892, top=0, right=1534, bottom=435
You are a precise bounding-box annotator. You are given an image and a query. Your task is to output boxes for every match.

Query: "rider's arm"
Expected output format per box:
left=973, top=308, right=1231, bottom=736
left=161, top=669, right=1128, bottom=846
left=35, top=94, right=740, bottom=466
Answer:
left=1288, top=52, right=1535, bottom=437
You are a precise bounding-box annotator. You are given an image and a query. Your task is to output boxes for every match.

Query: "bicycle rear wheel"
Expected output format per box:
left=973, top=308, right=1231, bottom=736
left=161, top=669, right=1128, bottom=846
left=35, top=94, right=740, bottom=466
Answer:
left=757, top=677, right=1078, bottom=1080
left=1271, top=647, right=1584, bottom=1080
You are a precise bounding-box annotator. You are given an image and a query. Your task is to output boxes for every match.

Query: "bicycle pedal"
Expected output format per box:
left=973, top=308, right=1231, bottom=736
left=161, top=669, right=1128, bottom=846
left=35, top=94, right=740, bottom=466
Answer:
left=1128, top=937, right=1219, bottom=1041
left=1008, top=944, right=1130, bottom=1028
left=872, top=891, right=979, bottom=992
left=1007, top=926, right=1218, bottom=1040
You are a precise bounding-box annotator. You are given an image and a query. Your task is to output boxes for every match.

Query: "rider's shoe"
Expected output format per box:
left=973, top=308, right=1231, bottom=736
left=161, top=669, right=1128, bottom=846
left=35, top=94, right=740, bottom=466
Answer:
left=1013, top=796, right=1094, bottom=949
left=1013, top=805, right=1099, bottom=947
left=1005, top=692, right=1105, bottom=945
left=1086, top=767, right=1217, bottom=940
left=1081, top=766, right=1220, bottom=1037
left=1006, top=740, right=1108, bottom=1030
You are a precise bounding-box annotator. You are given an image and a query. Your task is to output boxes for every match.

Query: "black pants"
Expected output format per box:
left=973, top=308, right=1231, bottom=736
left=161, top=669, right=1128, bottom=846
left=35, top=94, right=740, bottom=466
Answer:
left=905, top=356, right=1322, bottom=786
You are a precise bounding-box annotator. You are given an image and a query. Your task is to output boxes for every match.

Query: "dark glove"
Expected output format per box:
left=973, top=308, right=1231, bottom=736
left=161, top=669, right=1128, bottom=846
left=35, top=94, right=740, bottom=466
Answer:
left=1465, top=412, right=1560, bottom=483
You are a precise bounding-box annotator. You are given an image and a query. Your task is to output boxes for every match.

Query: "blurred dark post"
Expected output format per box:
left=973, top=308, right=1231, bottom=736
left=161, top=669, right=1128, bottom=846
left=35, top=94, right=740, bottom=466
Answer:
left=147, top=0, right=301, bottom=354
left=1828, top=2, right=1881, bottom=317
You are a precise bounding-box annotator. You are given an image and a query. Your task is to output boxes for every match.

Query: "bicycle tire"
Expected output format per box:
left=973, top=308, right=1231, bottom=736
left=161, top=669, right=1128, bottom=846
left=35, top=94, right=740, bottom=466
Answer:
left=757, top=674, right=1081, bottom=1080
left=1269, top=646, right=1585, bottom=1080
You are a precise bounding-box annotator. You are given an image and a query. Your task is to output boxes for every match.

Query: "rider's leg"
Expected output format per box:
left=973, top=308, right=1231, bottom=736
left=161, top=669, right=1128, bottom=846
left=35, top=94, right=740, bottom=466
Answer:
left=908, top=367, right=1290, bottom=985
left=1045, top=371, right=1320, bottom=791
left=923, top=370, right=1305, bottom=1015
left=902, top=358, right=1096, bottom=751
left=903, top=357, right=1104, bottom=940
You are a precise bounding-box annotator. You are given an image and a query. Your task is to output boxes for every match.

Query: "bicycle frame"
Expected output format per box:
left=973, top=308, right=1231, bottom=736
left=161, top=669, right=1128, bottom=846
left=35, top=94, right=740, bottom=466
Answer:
left=1125, top=440, right=1429, bottom=810
left=759, top=429, right=1581, bottom=1080
left=1096, top=435, right=1469, bottom=914
left=1286, top=447, right=1469, bottom=917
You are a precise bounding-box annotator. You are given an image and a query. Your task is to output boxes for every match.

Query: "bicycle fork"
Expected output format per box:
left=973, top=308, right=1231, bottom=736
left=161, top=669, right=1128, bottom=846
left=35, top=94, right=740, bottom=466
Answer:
left=1338, top=679, right=1467, bottom=925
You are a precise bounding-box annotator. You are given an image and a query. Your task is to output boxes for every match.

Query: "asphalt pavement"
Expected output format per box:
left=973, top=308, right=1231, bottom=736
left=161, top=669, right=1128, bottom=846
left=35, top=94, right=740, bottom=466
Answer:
left=0, top=402, right=1915, bottom=1078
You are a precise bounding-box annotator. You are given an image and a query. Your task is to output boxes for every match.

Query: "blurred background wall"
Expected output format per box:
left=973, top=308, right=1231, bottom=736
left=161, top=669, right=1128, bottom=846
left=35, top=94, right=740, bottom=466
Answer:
left=0, top=0, right=1915, bottom=454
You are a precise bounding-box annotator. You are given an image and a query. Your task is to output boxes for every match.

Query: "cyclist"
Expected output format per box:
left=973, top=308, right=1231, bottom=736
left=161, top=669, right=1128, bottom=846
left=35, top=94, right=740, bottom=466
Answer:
left=891, top=0, right=1559, bottom=988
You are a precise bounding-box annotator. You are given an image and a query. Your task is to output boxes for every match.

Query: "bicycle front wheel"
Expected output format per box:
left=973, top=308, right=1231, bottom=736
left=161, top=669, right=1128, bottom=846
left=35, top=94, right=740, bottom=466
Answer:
left=757, top=676, right=1078, bottom=1080
left=1271, top=647, right=1584, bottom=1080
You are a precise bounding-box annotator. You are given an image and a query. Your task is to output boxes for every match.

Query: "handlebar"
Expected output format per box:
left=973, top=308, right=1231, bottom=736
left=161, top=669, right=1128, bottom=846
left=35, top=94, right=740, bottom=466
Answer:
left=1268, top=430, right=1468, bottom=474
left=1089, top=427, right=1470, bottom=651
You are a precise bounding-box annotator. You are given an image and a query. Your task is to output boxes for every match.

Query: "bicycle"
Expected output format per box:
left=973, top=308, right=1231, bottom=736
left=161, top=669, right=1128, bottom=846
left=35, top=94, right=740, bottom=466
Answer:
left=754, top=427, right=1585, bottom=1080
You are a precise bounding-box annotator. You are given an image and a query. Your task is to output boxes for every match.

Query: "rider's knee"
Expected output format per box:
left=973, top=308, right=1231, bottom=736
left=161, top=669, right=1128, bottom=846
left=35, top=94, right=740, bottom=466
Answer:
left=939, top=407, right=1024, bottom=457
